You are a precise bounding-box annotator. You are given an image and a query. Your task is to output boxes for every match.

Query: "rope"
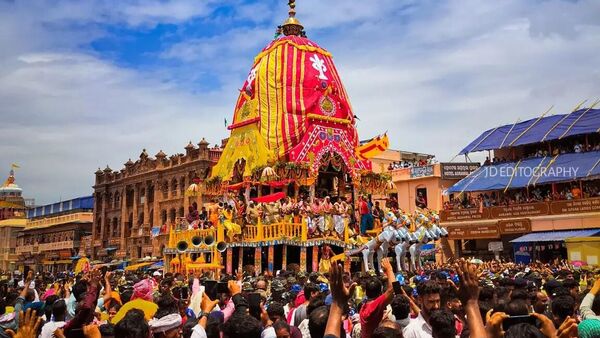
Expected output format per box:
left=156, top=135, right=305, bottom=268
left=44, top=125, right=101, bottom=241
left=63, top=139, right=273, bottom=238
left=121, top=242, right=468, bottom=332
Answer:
left=559, top=100, right=599, bottom=139
left=509, top=106, right=553, bottom=147
left=587, top=157, right=600, bottom=177
left=499, top=118, right=520, bottom=149
left=526, top=156, right=548, bottom=187
left=465, top=125, right=501, bottom=154
left=504, top=159, right=522, bottom=193
left=531, top=154, right=559, bottom=186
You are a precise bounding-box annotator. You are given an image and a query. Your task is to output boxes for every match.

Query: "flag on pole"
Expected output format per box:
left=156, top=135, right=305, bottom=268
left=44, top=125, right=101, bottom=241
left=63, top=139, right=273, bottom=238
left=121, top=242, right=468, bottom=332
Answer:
left=355, top=133, right=389, bottom=160
left=11, top=163, right=20, bottom=169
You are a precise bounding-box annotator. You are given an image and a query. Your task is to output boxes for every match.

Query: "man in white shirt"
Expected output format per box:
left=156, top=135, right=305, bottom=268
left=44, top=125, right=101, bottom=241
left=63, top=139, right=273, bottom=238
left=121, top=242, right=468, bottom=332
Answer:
left=39, top=299, right=67, bottom=338
left=403, top=281, right=441, bottom=338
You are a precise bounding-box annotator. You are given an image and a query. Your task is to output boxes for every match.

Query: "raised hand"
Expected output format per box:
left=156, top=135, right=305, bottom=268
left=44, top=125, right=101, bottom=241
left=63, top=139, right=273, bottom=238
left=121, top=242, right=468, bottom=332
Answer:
left=532, top=313, right=558, bottom=338
left=456, top=259, right=479, bottom=303
left=83, top=324, right=101, bottom=338
left=5, top=309, right=42, bottom=338
left=328, top=262, right=355, bottom=306
left=228, top=280, right=241, bottom=296
left=485, top=310, right=508, bottom=338
left=556, top=316, right=578, bottom=338
left=200, top=292, right=219, bottom=314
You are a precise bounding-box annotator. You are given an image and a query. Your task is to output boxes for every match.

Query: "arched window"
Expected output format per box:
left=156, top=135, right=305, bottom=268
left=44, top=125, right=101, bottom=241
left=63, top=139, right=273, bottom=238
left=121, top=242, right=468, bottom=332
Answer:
left=180, top=177, right=186, bottom=195
left=415, top=185, right=428, bottom=209
left=161, top=210, right=167, bottom=224
left=112, top=218, right=118, bottom=237
left=169, top=208, right=176, bottom=222
left=96, top=217, right=102, bottom=237
left=149, top=209, right=154, bottom=226
left=171, top=178, right=178, bottom=196
left=162, top=181, right=168, bottom=199
left=178, top=207, right=184, bottom=217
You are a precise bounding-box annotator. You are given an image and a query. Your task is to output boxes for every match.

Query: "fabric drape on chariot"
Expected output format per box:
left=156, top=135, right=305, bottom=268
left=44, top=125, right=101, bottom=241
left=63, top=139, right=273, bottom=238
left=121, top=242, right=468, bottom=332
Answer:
left=211, top=122, right=275, bottom=180
left=251, top=192, right=286, bottom=203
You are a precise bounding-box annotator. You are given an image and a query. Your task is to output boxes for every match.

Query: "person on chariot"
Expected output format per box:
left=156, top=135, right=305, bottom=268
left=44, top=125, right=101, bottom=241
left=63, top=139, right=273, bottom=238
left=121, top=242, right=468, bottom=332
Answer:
left=245, top=201, right=260, bottom=226
left=221, top=204, right=241, bottom=242
left=321, top=196, right=333, bottom=236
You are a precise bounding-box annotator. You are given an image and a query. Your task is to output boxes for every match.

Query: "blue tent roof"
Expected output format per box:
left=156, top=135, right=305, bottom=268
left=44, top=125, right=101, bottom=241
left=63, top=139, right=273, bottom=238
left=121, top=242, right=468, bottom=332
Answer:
left=510, top=229, right=600, bottom=243
left=459, top=108, right=600, bottom=154
left=447, top=151, right=600, bottom=193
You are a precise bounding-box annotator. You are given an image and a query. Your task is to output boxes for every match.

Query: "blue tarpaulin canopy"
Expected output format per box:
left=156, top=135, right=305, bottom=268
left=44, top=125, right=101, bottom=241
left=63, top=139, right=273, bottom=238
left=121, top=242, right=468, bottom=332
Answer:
left=459, top=108, right=600, bottom=155
left=510, top=229, right=600, bottom=243
left=447, top=151, right=600, bottom=193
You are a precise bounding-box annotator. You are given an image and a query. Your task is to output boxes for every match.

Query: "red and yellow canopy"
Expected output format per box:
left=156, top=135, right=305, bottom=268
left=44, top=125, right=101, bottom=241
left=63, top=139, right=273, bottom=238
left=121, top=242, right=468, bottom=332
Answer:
left=214, top=34, right=371, bottom=180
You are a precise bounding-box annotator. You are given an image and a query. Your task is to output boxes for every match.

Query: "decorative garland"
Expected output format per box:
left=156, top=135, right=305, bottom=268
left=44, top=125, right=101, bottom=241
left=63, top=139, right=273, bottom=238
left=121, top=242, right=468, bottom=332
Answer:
left=358, top=171, right=391, bottom=194
left=204, top=176, right=222, bottom=194
left=225, top=238, right=354, bottom=249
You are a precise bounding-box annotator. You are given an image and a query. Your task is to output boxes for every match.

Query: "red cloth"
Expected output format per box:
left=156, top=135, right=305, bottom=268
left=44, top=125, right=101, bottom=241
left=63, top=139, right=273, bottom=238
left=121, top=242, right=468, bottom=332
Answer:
left=359, top=294, right=388, bottom=338
left=251, top=192, right=286, bottom=203
left=359, top=201, right=369, bottom=215
left=63, top=282, right=98, bottom=333
left=131, top=279, right=154, bottom=302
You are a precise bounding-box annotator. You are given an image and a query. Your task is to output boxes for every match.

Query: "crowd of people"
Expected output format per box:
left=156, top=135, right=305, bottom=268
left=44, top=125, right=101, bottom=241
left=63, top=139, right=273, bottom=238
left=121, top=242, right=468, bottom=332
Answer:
left=2, top=258, right=600, bottom=338
left=444, top=182, right=600, bottom=210
left=482, top=139, right=600, bottom=167
left=387, top=157, right=438, bottom=171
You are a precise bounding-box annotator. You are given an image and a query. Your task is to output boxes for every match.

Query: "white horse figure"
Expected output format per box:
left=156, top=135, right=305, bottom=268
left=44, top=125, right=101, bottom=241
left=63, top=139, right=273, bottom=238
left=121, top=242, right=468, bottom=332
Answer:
left=394, top=213, right=416, bottom=272
left=408, top=212, right=435, bottom=272
left=428, top=211, right=449, bottom=238
left=346, top=212, right=398, bottom=272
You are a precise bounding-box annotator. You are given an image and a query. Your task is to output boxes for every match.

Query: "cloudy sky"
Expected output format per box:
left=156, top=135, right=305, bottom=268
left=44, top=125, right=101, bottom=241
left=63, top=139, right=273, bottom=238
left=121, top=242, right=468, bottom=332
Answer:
left=1, top=0, right=599, bottom=204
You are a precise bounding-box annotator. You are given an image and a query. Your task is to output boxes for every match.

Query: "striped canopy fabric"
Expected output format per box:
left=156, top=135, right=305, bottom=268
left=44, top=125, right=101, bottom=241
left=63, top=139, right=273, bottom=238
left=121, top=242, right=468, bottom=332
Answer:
left=233, top=36, right=358, bottom=158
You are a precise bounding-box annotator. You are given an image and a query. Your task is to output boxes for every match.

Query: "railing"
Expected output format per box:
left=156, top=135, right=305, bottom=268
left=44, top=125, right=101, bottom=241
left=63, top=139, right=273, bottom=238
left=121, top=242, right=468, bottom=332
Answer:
left=15, top=245, right=33, bottom=254
left=166, top=216, right=352, bottom=253
left=38, top=241, right=76, bottom=251
left=27, top=212, right=93, bottom=229
left=263, top=222, right=303, bottom=240
left=243, top=226, right=258, bottom=241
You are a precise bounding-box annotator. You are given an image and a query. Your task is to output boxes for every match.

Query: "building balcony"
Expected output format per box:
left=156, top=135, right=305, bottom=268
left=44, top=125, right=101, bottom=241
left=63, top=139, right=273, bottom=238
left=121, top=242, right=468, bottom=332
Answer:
left=27, top=212, right=93, bottom=229
left=38, top=240, right=77, bottom=252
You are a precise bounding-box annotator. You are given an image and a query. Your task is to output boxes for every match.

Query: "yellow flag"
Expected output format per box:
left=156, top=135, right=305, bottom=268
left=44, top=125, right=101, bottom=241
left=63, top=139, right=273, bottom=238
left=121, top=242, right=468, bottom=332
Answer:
left=11, top=163, right=20, bottom=169
left=356, top=133, right=390, bottom=160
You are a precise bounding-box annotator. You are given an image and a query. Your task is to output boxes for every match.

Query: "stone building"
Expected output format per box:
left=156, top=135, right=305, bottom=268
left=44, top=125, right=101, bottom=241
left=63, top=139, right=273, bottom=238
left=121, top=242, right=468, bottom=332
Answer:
left=91, top=139, right=222, bottom=261
left=17, top=196, right=93, bottom=273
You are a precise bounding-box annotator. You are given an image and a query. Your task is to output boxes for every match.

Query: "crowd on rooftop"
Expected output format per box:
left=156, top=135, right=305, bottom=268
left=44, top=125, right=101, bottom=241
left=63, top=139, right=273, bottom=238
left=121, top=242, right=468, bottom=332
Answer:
left=444, top=181, right=600, bottom=210
left=387, top=157, right=438, bottom=171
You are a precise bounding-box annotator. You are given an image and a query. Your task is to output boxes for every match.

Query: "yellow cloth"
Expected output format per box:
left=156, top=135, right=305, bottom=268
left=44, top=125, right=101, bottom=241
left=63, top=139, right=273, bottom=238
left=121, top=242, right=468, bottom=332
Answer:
left=318, top=258, right=331, bottom=274
left=222, top=209, right=241, bottom=239
left=210, top=122, right=275, bottom=180
left=5, top=306, right=14, bottom=314
left=110, top=299, right=158, bottom=324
